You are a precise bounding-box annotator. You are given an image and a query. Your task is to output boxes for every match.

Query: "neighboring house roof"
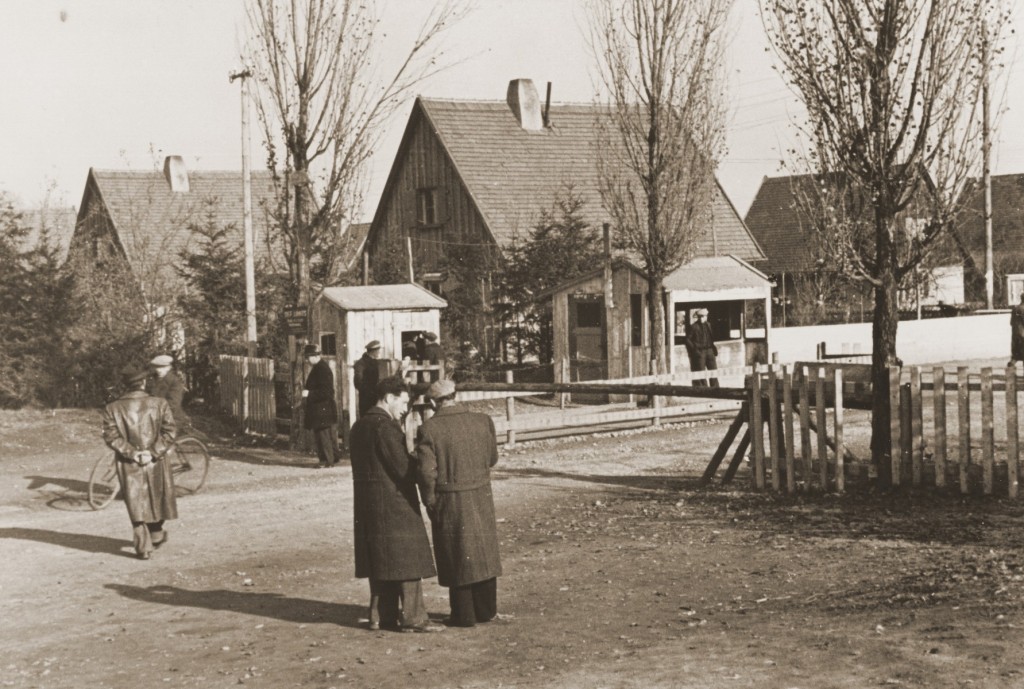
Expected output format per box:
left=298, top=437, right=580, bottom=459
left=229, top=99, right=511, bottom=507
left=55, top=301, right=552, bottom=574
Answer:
left=743, top=174, right=820, bottom=274
left=318, top=283, right=447, bottom=311
left=956, top=174, right=1024, bottom=263
left=539, top=257, right=648, bottom=299
left=663, top=255, right=772, bottom=293
left=77, top=166, right=281, bottom=270
left=336, top=222, right=370, bottom=274
left=382, top=98, right=764, bottom=262
left=20, top=205, right=77, bottom=263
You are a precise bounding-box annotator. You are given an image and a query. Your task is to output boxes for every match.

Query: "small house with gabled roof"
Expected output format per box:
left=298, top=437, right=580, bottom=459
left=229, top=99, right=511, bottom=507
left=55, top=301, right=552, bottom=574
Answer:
left=365, top=79, right=766, bottom=358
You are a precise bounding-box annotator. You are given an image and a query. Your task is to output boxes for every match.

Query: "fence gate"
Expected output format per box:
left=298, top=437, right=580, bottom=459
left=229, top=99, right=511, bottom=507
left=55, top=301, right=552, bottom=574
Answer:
left=219, top=355, right=276, bottom=435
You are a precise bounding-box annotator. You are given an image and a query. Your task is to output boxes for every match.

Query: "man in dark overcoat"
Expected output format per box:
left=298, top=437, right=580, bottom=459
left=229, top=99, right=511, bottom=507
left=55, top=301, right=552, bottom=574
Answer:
left=1011, top=293, right=1024, bottom=366
left=102, top=365, right=178, bottom=559
left=415, top=378, right=503, bottom=627
left=349, top=376, right=443, bottom=633
left=148, top=354, right=189, bottom=432
left=352, top=340, right=384, bottom=418
left=684, top=308, right=719, bottom=388
left=302, top=343, right=340, bottom=467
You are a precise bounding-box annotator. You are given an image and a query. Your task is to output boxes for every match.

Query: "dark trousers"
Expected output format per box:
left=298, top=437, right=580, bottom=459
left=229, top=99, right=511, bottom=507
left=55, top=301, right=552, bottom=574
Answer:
left=369, top=579, right=427, bottom=629
left=690, top=348, right=719, bottom=388
left=312, top=425, right=339, bottom=465
left=448, top=577, right=498, bottom=627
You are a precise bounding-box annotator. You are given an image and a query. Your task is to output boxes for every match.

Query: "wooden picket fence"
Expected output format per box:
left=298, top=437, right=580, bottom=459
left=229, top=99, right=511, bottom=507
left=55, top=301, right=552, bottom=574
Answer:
left=734, top=362, right=1024, bottom=496
left=219, top=355, right=276, bottom=436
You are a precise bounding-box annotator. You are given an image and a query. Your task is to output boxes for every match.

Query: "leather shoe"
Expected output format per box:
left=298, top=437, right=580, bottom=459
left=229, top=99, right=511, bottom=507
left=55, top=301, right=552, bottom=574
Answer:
left=137, top=551, right=151, bottom=560
left=152, top=533, right=168, bottom=549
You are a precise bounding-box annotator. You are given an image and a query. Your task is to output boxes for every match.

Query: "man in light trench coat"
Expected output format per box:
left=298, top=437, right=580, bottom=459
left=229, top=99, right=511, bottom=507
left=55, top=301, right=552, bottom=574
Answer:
left=415, top=378, right=504, bottom=627
left=349, top=376, right=444, bottom=633
left=102, top=365, right=178, bottom=559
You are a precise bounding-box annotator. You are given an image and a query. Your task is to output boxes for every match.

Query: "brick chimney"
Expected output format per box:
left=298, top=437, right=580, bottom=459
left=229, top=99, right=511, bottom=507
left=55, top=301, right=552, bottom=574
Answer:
left=163, top=155, right=190, bottom=193
left=506, top=79, right=544, bottom=131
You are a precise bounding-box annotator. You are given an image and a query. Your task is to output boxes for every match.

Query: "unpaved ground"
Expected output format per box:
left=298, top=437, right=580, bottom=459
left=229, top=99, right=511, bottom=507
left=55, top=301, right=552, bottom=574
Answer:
left=3, top=404, right=1024, bottom=689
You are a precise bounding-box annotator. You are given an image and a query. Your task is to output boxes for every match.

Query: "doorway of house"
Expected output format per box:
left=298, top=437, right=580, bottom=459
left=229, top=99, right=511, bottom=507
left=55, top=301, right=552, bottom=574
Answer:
left=568, top=295, right=608, bottom=403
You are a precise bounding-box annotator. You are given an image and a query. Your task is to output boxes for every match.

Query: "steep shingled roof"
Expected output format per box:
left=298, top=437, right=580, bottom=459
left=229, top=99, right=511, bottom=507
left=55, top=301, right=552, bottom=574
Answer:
left=743, top=174, right=819, bottom=274
left=415, top=99, right=764, bottom=262
left=956, top=174, right=1024, bottom=263
left=82, top=168, right=281, bottom=268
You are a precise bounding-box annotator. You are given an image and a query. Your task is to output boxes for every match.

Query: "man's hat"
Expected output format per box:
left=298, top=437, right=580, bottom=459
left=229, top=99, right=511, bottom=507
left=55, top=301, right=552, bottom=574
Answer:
left=427, top=379, right=456, bottom=400
left=695, top=308, right=708, bottom=317
left=365, top=340, right=382, bottom=351
left=303, top=343, right=321, bottom=356
left=149, top=354, right=173, bottom=367
left=121, top=365, right=149, bottom=385
left=425, top=331, right=438, bottom=342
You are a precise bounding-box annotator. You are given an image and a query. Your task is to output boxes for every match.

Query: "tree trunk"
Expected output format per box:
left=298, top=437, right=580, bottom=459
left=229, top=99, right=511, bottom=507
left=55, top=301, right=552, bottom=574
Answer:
left=870, top=229, right=900, bottom=487
left=648, top=275, right=667, bottom=374
left=289, top=166, right=310, bottom=450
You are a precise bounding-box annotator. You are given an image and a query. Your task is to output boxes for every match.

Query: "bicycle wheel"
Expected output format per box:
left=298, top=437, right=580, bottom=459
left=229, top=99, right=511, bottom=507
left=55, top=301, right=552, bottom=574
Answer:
left=171, top=436, right=210, bottom=496
left=88, top=452, right=119, bottom=510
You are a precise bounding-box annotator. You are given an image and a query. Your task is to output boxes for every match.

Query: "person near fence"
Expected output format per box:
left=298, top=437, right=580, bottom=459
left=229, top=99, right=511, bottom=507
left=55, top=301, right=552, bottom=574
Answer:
left=148, top=354, right=190, bottom=432
left=422, top=332, right=442, bottom=365
left=353, top=340, right=384, bottom=418
left=302, top=344, right=340, bottom=468
left=102, top=365, right=178, bottom=560
left=684, top=309, right=719, bottom=388
left=415, top=378, right=504, bottom=628
left=1011, top=293, right=1024, bottom=366
left=349, top=375, right=444, bottom=633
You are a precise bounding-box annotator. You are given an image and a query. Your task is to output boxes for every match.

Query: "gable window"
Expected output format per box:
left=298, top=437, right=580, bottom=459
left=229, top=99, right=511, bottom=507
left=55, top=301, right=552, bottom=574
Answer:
left=416, top=188, right=437, bottom=226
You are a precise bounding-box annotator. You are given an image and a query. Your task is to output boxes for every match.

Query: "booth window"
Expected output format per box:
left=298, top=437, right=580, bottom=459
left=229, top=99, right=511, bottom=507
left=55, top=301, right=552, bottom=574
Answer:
left=630, top=294, right=643, bottom=346
left=416, top=188, right=437, bottom=225
left=319, top=333, right=337, bottom=356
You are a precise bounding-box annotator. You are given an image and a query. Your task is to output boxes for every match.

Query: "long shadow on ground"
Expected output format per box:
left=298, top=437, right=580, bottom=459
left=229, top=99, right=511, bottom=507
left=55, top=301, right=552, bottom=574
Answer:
left=105, top=584, right=366, bottom=629
left=0, top=527, right=131, bottom=556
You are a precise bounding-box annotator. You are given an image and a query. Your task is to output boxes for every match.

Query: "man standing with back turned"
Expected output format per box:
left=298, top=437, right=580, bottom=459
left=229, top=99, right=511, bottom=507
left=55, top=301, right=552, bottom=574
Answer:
left=353, top=340, right=383, bottom=418
left=416, top=379, right=504, bottom=627
left=302, top=343, right=339, bottom=467
left=349, top=376, right=444, bottom=633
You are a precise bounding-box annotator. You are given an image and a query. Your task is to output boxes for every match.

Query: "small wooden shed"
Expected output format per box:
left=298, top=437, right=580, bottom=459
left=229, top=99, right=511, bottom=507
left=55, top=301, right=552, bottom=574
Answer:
left=550, top=255, right=772, bottom=388
left=311, top=283, right=447, bottom=429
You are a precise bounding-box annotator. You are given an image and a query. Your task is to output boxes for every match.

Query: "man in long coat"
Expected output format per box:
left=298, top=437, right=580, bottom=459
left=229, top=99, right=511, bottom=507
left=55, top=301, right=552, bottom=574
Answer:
left=415, top=378, right=503, bottom=627
left=349, top=376, right=443, bottom=633
left=352, top=340, right=384, bottom=418
left=302, top=343, right=339, bottom=467
left=102, top=365, right=178, bottom=559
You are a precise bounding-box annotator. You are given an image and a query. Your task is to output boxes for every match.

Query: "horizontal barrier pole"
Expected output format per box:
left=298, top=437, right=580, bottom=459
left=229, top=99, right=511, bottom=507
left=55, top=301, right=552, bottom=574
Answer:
left=456, top=380, right=748, bottom=400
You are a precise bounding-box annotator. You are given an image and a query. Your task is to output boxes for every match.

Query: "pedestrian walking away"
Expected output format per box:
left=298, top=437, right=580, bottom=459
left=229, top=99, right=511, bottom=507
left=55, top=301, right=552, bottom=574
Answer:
left=348, top=376, right=444, bottom=633
left=102, top=365, right=178, bottom=559
left=148, top=354, right=190, bottom=433
left=352, top=340, right=384, bottom=419
left=302, top=343, right=340, bottom=467
left=416, top=378, right=504, bottom=628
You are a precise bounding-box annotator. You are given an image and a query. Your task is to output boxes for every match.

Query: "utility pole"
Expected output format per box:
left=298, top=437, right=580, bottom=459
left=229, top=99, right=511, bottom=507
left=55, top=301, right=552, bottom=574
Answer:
left=229, top=68, right=258, bottom=355
left=982, top=23, right=994, bottom=310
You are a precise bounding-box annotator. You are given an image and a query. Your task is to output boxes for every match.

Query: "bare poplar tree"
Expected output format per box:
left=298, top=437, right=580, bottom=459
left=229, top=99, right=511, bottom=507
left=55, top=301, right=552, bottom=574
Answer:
left=761, top=0, right=1011, bottom=484
left=588, top=0, right=732, bottom=374
left=243, top=0, right=468, bottom=306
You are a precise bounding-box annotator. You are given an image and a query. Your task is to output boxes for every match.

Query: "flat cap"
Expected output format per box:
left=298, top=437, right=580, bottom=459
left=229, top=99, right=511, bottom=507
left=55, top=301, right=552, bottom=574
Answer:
left=121, top=365, right=149, bottom=385
left=427, top=379, right=456, bottom=400
left=149, top=354, right=173, bottom=367
left=425, top=331, right=438, bottom=341
left=365, top=340, right=382, bottom=351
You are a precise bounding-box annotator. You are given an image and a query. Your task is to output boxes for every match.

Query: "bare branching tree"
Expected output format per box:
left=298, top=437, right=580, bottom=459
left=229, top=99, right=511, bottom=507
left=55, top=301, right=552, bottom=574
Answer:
left=762, top=0, right=1011, bottom=483
left=589, top=0, right=732, bottom=373
left=243, top=0, right=468, bottom=307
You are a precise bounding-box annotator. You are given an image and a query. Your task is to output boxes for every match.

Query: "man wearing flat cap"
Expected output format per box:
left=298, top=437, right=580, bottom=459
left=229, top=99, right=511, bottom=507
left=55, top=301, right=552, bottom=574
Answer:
left=148, top=354, right=189, bottom=432
left=415, top=378, right=504, bottom=627
left=102, top=365, right=178, bottom=559
left=302, top=343, right=340, bottom=467
left=684, top=308, right=719, bottom=388
left=353, top=340, right=384, bottom=419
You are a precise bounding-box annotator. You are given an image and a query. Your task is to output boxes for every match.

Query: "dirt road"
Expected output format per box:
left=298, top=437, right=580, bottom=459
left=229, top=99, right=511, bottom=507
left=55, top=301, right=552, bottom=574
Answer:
left=3, top=409, right=1024, bottom=688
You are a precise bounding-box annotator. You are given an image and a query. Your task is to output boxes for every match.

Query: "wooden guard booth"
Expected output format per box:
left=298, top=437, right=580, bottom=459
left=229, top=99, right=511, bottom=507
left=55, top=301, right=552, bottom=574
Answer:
left=311, top=283, right=447, bottom=431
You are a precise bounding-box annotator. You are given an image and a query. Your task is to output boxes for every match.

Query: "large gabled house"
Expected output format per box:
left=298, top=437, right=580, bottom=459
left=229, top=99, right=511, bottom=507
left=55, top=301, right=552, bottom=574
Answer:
left=365, top=79, right=765, bottom=357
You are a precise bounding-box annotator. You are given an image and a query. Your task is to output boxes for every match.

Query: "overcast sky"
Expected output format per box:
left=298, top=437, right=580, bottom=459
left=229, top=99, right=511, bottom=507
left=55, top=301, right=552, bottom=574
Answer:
left=1, top=0, right=1022, bottom=217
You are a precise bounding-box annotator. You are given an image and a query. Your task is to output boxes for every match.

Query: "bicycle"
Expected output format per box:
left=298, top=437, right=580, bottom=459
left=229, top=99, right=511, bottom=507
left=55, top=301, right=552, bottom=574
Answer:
left=88, top=436, right=211, bottom=510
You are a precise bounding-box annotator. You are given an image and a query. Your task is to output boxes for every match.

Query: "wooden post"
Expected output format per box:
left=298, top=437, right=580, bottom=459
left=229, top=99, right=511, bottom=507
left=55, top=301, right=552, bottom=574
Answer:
left=816, top=367, right=828, bottom=490
left=560, top=358, right=568, bottom=409
left=889, top=366, right=902, bottom=487
left=701, top=403, right=747, bottom=485
left=751, top=368, right=766, bottom=491
left=958, top=367, right=971, bottom=494
left=1007, top=365, right=1019, bottom=498
left=767, top=366, right=781, bottom=491
left=798, top=366, right=813, bottom=489
left=783, top=365, right=796, bottom=493
left=933, top=367, right=947, bottom=488
left=505, top=369, right=516, bottom=449
left=406, top=236, right=415, bottom=282
left=910, top=366, right=923, bottom=487
left=834, top=368, right=844, bottom=493
left=900, top=383, right=912, bottom=486
left=981, top=367, right=994, bottom=495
